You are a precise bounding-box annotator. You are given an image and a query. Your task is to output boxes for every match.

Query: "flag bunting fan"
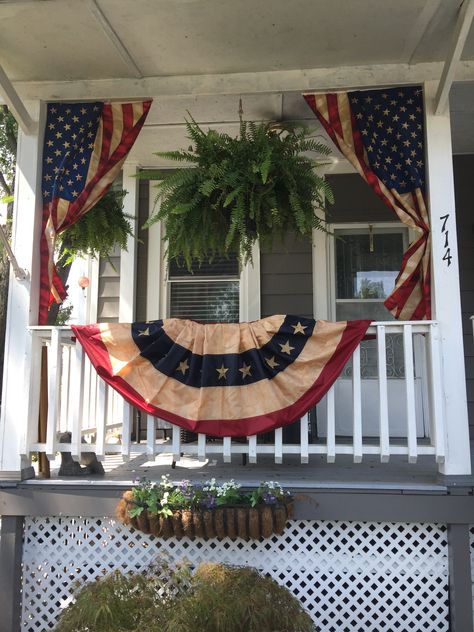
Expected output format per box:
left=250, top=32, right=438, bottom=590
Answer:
left=72, top=317, right=371, bottom=437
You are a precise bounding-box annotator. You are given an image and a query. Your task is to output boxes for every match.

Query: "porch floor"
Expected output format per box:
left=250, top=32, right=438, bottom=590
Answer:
left=28, top=441, right=474, bottom=492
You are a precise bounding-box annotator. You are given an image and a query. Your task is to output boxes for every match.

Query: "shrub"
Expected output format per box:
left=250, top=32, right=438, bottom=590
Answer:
left=54, top=560, right=317, bottom=632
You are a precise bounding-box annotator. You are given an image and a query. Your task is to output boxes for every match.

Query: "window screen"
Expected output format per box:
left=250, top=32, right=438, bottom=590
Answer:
left=168, top=255, right=240, bottom=323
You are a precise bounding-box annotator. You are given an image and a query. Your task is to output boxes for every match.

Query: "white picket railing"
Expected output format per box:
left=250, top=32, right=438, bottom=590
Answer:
left=24, top=321, right=445, bottom=466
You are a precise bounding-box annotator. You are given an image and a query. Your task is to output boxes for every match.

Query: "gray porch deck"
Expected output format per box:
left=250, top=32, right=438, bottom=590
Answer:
left=29, top=441, right=474, bottom=493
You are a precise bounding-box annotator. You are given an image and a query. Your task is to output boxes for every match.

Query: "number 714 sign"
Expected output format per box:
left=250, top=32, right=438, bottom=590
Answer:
left=439, top=214, right=452, bottom=267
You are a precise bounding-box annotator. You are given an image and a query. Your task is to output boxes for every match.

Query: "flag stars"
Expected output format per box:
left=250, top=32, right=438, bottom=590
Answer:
left=55, top=132, right=62, bottom=139
left=239, top=363, right=252, bottom=379
left=216, top=364, right=229, bottom=380
left=71, top=191, right=79, bottom=198
left=176, top=359, right=189, bottom=376
left=292, top=322, right=307, bottom=335
left=279, top=340, right=295, bottom=355
left=265, top=356, right=279, bottom=369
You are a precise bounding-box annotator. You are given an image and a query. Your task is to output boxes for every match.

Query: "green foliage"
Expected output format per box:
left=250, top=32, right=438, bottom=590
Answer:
left=54, top=559, right=192, bottom=632
left=145, top=117, right=333, bottom=269
left=128, top=476, right=291, bottom=516
left=162, top=563, right=316, bottom=632
left=57, top=189, right=134, bottom=264
left=0, top=106, right=17, bottom=195
left=55, top=561, right=316, bottom=632
left=55, top=303, right=73, bottom=325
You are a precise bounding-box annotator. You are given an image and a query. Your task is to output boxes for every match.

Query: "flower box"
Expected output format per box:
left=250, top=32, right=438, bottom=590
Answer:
left=116, top=478, right=294, bottom=540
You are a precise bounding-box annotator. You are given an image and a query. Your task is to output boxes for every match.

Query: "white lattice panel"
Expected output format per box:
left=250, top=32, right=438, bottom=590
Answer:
left=21, top=518, right=449, bottom=632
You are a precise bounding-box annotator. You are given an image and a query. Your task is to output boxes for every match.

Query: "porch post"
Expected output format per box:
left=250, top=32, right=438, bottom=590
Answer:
left=423, top=80, right=471, bottom=476
left=118, top=162, right=139, bottom=457
left=0, top=101, right=45, bottom=480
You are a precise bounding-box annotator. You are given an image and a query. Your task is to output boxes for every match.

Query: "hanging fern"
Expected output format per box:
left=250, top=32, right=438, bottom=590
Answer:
left=145, top=117, right=334, bottom=270
left=57, top=189, right=134, bottom=264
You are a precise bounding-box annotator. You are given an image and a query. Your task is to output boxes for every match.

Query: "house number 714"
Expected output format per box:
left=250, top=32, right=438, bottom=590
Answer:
left=439, top=214, right=452, bottom=267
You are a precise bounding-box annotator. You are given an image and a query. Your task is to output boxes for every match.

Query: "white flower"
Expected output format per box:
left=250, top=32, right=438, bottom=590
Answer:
left=160, top=491, right=170, bottom=506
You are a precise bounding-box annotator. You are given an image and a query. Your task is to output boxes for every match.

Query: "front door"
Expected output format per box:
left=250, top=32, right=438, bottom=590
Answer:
left=318, top=224, right=427, bottom=438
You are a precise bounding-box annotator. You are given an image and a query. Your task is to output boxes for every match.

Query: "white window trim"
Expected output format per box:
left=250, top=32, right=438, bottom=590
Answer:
left=327, top=221, right=410, bottom=321
left=148, top=181, right=260, bottom=322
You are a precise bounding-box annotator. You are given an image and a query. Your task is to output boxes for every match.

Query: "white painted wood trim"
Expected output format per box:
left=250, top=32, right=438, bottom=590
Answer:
left=352, top=346, right=363, bottom=463
left=0, top=64, right=35, bottom=133
left=435, top=0, right=474, bottom=114
left=403, top=325, right=418, bottom=464
left=11, top=61, right=474, bottom=103
left=240, top=242, right=260, bottom=321
left=326, top=385, right=336, bottom=463
left=88, top=0, right=143, bottom=79
left=146, top=181, right=162, bottom=320
left=86, top=256, right=100, bottom=324
left=118, top=163, right=139, bottom=457
left=119, top=164, right=139, bottom=322
left=424, top=80, right=470, bottom=475
left=376, top=325, right=390, bottom=463
left=0, top=103, right=44, bottom=475
left=46, top=329, right=62, bottom=459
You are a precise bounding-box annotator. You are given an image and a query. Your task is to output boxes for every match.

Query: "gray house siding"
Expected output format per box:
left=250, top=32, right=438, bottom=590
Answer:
left=97, top=247, right=120, bottom=322
left=453, top=155, right=474, bottom=434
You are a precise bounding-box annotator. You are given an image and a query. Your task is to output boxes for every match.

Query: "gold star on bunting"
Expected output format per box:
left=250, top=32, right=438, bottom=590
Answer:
left=138, top=327, right=150, bottom=336
left=177, top=359, right=189, bottom=375
left=292, top=322, right=307, bottom=335
left=216, top=364, right=229, bottom=380
left=239, top=363, right=252, bottom=379
left=279, top=340, right=295, bottom=355
left=265, top=356, right=279, bottom=369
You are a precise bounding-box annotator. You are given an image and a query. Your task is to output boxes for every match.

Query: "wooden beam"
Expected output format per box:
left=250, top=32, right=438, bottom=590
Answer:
left=7, top=60, right=474, bottom=103
left=88, top=0, right=143, bottom=79
left=435, top=0, right=474, bottom=114
left=404, top=0, right=442, bottom=62
left=0, top=65, right=35, bottom=133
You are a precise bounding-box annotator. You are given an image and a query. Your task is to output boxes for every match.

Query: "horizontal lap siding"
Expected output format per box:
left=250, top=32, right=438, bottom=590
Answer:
left=453, top=156, right=474, bottom=434
left=260, top=234, right=313, bottom=318
left=97, top=247, right=120, bottom=322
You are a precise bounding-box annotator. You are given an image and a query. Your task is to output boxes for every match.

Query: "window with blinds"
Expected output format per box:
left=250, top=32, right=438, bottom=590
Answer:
left=168, top=256, right=240, bottom=323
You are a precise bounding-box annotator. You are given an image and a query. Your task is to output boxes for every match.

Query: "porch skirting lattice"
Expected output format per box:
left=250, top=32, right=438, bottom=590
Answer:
left=21, top=517, right=449, bottom=631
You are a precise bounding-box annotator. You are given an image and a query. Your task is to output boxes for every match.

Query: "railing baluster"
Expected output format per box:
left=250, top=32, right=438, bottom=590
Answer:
left=172, top=425, right=181, bottom=462
left=248, top=435, right=257, bottom=463
left=223, top=436, right=231, bottom=463
left=352, top=345, right=363, bottom=463
left=326, top=386, right=336, bottom=463
left=300, top=413, right=309, bottom=464
left=198, top=433, right=206, bottom=462
left=377, top=325, right=390, bottom=463
left=20, top=332, right=43, bottom=459
left=121, top=403, right=132, bottom=460
left=146, top=414, right=155, bottom=456
left=46, top=329, right=62, bottom=460
left=95, top=379, right=107, bottom=460
left=71, top=339, right=84, bottom=460
left=403, top=325, right=418, bottom=463
left=426, top=323, right=446, bottom=463
left=274, top=427, right=283, bottom=464
left=59, top=344, right=70, bottom=432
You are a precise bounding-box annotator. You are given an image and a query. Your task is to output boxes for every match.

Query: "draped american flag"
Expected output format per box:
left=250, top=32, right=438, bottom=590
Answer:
left=39, top=99, right=152, bottom=324
left=304, top=86, right=430, bottom=321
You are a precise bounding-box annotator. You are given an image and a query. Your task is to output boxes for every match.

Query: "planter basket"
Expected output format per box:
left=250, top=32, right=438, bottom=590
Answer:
left=116, top=491, right=293, bottom=540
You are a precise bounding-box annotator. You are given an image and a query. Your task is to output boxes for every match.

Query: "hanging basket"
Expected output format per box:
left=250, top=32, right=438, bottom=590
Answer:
left=116, top=491, right=294, bottom=541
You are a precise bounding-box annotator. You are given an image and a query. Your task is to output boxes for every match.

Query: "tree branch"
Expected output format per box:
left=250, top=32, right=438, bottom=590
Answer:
left=2, top=105, right=17, bottom=155
left=0, top=169, right=11, bottom=198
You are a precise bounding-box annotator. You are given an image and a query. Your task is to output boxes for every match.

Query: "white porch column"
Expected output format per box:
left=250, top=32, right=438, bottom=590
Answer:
left=424, top=80, right=471, bottom=476
left=118, top=162, right=139, bottom=458
left=119, top=162, right=139, bottom=322
left=0, top=101, right=45, bottom=479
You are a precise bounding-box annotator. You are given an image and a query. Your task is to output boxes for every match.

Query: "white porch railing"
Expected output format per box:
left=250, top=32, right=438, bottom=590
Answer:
left=24, top=321, right=445, bottom=466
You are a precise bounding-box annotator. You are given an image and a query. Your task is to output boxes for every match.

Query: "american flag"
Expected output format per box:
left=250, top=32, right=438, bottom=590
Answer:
left=304, top=86, right=430, bottom=321
left=39, top=99, right=152, bottom=324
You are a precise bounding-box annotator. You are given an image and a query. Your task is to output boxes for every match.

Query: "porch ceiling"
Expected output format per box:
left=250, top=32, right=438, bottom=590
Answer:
left=1, top=0, right=474, bottom=157
left=0, top=0, right=472, bottom=83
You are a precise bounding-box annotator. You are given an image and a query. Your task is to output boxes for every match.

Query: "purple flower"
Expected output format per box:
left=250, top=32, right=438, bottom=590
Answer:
left=262, top=492, right=277, bottom=505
